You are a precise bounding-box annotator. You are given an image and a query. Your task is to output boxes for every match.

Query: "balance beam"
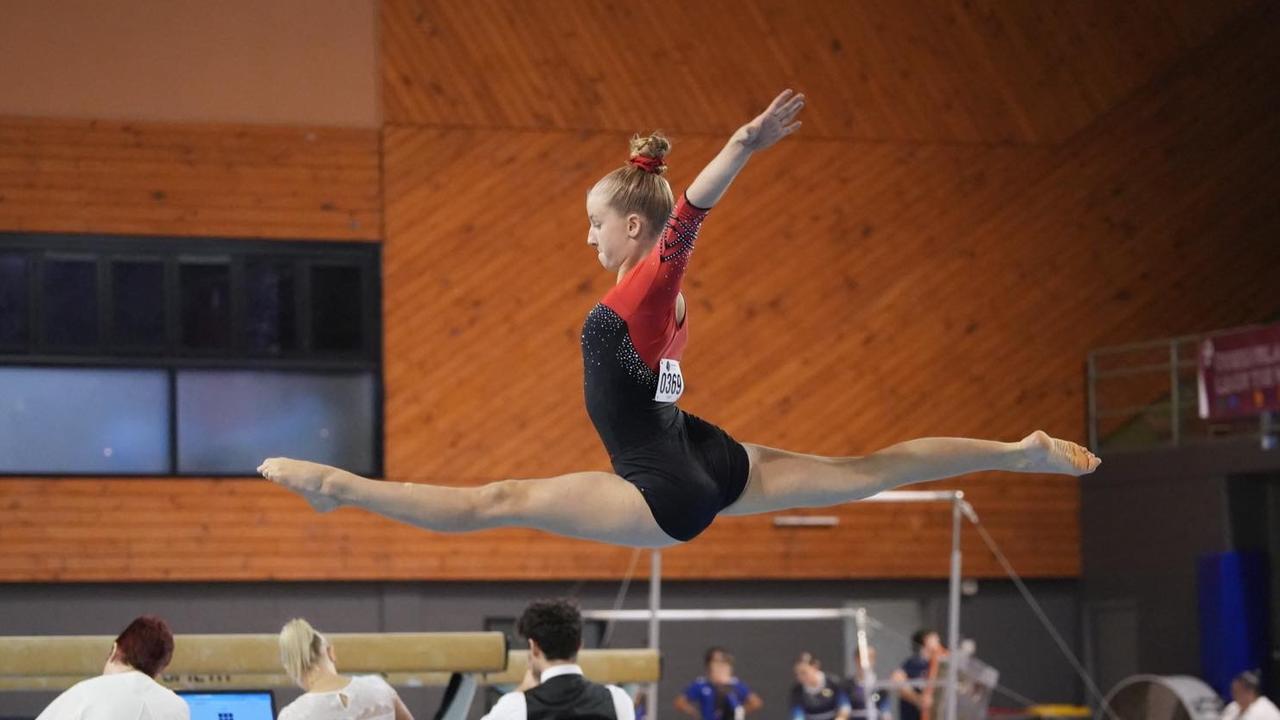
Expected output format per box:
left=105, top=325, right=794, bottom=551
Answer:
left=0, top=632, right=507, bottom=677
left=0, top=646, right=659, bottom=692
left=485, top=649, right=659, bottom=686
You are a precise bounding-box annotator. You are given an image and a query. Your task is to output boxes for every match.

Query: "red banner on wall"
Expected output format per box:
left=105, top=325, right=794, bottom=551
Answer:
left=1198, top=324, right=1280, bottom=420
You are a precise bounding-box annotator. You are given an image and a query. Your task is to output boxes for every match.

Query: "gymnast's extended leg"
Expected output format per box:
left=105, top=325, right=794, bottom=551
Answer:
left=257, top=458, right=676, bottom=548
left=722, top=430, right=1098, bottom=516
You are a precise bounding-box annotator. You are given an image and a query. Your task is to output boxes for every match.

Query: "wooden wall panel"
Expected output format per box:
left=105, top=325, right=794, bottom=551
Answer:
left=371, top=1, right=1278, bottom=580
left=379, top=0, right=1280, bottom=482
left=3, top=1, right=1278, bottom=582
left=381, top=0, right=1251, bottom=143
left=0, top=118, right=381, bottom=240
left=0, top=476, right=1074, bottom=581
left=0, top=0, right=378, bottom=128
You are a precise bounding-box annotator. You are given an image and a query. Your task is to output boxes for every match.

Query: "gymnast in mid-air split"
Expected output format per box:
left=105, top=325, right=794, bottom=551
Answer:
left=260, top=90, right=1100, bottom=548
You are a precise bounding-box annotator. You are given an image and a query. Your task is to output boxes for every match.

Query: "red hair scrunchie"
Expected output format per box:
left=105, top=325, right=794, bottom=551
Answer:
left=629, top=154, right=665, bottom=174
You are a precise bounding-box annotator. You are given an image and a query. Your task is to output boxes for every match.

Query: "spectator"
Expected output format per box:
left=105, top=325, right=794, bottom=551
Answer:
left=277, top=618, right=414, bottom=720
left=675, top=647, right=763, bottom=720
left=790, top=652, right=851, bottom=720
left=36, top=615, right=188, bottom=720
left=483, top=598, right=634, bottom=720
left=891, top=629, right=943, bottom=720
left=1222, top=671, right=1280, bottom=720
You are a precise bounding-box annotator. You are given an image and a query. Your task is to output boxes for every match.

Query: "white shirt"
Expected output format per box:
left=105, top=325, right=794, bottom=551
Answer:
left=1223, top=697, right=1280, bottom=720
left=482, top=664, right=635, bottom=720
left=278, top=675, right=399, bottom=720
left=36, top=670, right=189, bottom=720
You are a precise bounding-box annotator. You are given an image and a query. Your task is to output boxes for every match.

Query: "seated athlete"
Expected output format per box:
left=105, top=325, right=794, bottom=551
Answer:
left=259, top=90, right=1100, bottom=547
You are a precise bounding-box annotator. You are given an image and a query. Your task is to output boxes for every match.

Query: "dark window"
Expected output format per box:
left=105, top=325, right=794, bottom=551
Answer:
left=180, top=259, right=231, bottom=350
left=42, top=257, right=98, bottom=348
left=311, top=265, right=364, bottom=352
left=245, top=258, right=297, bottom=355
left=0, top=253, right=29, bottom=348
left=0, top=234, right=381, bottom=477
left=111, top=259, right=166, bottom=348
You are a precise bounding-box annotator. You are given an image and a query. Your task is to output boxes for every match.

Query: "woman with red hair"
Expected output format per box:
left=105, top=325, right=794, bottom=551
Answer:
left=36, top=615, right=188, bottom=720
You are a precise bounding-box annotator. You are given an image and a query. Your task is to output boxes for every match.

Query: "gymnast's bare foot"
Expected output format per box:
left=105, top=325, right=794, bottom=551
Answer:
left=1016, top=431, right=1100, bottom=475
left=259, top=457, right=341, bottom=513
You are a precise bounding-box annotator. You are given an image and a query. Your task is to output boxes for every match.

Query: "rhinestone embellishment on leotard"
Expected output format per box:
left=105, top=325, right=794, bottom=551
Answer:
left=581, top=304, right=655, bottom=386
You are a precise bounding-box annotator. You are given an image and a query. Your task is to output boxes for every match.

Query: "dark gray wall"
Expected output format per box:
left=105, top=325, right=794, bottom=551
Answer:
left=0, top=578, right=1083, bottom=718
left=1080, top=437, right=1280, bottom=694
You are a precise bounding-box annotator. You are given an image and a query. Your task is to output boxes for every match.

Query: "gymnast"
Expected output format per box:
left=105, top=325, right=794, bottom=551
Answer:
left=260, top=90, right=1099, bottom=548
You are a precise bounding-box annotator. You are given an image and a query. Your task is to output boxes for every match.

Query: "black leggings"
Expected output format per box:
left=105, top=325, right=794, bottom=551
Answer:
left=611, top=411, right=750, bottom=542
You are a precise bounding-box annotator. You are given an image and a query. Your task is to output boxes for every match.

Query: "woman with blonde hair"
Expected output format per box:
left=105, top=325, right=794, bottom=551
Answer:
left=277, top=618, right=413, bottom=720
left=261, top=90, right=1098, bottom=548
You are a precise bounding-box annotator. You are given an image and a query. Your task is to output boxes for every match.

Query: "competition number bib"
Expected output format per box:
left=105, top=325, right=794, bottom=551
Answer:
left=654, top=358, right=685, bottom=403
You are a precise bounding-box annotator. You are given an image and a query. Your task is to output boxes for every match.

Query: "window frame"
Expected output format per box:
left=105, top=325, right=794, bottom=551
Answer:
left=0, top=232, right=383, bottom=478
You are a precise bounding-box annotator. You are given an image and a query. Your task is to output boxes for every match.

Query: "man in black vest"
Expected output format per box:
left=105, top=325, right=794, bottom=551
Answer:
left=484, top=598, right=636, bottom=720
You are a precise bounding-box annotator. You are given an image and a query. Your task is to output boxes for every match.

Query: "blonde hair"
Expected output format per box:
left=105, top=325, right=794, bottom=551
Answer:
left=591, top=132, right=675, bottom=237
left=279, top=618, right=327, bottom=685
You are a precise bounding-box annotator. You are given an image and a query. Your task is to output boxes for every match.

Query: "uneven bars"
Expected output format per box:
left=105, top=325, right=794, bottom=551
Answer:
left=860, top=490, right=961, bottom=503
left=619, top=489, right=967, bottom=720
left=583, top=608, right=861, bottom=622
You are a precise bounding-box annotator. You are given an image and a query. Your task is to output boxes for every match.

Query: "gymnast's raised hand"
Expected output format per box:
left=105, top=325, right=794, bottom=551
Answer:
left=735, top=88, right=804, bottom=151
left=260, top=90, right=1098, bottom=548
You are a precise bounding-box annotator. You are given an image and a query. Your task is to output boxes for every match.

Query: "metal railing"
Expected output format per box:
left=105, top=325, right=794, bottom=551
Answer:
left=1086, top=326, right=1264, bottom=452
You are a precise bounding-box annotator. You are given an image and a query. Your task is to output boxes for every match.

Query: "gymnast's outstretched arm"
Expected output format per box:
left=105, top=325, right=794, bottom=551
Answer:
left=685, top=89, right=804, bottom=210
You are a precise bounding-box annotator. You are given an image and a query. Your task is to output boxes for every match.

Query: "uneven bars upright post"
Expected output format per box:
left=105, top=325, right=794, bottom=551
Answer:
left=944, top=493, right=962, bottom=720
left=855, top=607, right=874, bottom=720
left=649, top=549, right=662, bottom=720
left=842, top=601, right=858, bottom=679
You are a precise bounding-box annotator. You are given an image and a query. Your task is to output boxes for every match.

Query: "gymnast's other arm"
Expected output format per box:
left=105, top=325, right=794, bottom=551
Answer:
left=684, top=89, right=804, bottom=211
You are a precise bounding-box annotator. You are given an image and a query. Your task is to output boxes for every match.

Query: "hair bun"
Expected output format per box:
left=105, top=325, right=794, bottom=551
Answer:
left=629, top=132, right=671, bottom=175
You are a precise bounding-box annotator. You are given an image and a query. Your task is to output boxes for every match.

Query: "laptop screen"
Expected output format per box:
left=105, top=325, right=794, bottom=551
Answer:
left=178, top=690, right=276, bottom=720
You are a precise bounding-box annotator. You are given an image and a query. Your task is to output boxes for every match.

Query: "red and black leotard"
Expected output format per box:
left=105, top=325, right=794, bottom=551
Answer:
left=580, top=194, right=751, bottom=542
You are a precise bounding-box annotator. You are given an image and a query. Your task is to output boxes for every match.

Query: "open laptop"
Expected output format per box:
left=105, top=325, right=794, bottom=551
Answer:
left=178, top=689, right=276, bottom=720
